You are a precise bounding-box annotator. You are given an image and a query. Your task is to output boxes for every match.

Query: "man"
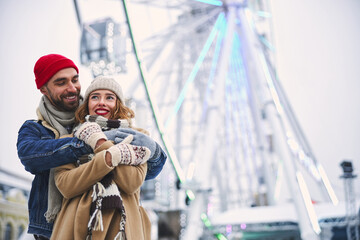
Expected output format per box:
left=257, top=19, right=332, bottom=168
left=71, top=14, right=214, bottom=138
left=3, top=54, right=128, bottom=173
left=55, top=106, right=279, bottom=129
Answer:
left=17, top=54, right=166, bottom=239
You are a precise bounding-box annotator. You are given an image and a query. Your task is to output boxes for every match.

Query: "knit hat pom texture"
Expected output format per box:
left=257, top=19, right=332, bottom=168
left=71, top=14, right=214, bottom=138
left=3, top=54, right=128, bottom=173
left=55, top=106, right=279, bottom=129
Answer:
left=84, top=76, right=125, bottom=103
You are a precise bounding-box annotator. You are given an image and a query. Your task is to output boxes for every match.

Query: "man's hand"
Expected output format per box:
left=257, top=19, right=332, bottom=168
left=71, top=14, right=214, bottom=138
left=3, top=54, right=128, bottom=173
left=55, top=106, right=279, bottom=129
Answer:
left=103, top=129, right=119, bottom=141
left=114, top=128, right=157, bottom=159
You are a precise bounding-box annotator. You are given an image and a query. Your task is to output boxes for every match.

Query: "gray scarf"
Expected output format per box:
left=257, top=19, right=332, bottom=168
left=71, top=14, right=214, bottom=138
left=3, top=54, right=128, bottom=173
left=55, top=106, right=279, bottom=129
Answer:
left=38, top=96, right=77, bottom=223
left=38, top=96, right=76, bottom=136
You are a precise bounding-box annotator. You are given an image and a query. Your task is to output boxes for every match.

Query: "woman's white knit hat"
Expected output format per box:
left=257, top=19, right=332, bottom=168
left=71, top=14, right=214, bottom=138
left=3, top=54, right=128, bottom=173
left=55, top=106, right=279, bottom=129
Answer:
left=84, top=76, right=125, bottom=103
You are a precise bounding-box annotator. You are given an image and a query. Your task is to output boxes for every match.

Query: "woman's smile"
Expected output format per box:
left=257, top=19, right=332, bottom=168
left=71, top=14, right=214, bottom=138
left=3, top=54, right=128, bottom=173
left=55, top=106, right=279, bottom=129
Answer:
left=95, top=108, right=110, bottom=115
left=88, top=89, right=117, bottom=119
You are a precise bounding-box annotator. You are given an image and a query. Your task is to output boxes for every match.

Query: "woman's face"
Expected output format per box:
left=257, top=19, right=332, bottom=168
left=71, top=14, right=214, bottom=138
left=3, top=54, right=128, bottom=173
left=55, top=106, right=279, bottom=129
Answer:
left=88, top=89, right=117, bottom=119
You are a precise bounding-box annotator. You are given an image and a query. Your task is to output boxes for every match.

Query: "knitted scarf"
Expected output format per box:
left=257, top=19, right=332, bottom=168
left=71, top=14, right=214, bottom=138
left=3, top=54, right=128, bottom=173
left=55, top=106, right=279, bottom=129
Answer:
left=85, top=115, right=130, bottom=130
left=84, top=115, right=130, bottom=240
left=86, top=172, right=127, bottom=240
left=38, top=96, right=77, bottom=223
left=38, top=95, right=76, bottom=136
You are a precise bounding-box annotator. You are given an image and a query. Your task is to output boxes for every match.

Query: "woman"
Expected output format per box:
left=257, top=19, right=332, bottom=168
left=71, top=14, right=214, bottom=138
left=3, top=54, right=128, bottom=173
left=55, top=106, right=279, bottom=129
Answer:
left=51, top=76, right=152, bottom=240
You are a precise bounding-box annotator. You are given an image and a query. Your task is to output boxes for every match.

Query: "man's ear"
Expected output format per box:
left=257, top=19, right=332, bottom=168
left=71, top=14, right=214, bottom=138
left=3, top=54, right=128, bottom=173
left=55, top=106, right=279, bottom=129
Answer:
left=40, top=86, right=47, bottom=95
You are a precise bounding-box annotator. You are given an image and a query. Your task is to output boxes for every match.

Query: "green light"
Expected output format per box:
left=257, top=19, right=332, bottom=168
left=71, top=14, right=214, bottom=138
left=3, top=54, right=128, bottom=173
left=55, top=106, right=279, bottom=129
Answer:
left=215, top=233, right=228, bottom=240
left=186, top=189, right=196, bottom=201
left=193, top=0, right=223, bottom=6
left=201, top=213, right=228, bottom=239
left=256, top=11, right=272, bottom=18
left=200, top=213, right=212, bottom=228
left=259, top=35, right=275, bottom=52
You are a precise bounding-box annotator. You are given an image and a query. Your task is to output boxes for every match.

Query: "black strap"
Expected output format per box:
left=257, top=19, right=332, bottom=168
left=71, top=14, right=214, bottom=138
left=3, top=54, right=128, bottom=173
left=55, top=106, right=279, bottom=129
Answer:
left=33, top=235, right=49, bottom=240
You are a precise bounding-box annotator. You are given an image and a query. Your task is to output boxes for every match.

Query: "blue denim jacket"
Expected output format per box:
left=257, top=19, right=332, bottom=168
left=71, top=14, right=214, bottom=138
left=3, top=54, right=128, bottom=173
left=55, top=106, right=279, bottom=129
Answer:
left=17, top=119, right=167, bottom=238
left=17, top=120, right=92, bottom=238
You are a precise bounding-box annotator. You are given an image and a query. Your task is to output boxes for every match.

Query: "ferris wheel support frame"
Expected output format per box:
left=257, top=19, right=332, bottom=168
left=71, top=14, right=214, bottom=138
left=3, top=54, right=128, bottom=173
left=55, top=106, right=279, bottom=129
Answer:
left=236, top=6, right=322, bottom=240
left=182, top=5, right=236, bottom=239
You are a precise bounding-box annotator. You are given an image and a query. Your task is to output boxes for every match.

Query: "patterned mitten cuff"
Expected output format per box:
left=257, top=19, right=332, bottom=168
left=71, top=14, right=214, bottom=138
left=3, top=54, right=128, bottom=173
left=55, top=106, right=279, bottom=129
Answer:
left=107, top=142, right=151, bottom=166
left=74, top=122, right=107, bottom=150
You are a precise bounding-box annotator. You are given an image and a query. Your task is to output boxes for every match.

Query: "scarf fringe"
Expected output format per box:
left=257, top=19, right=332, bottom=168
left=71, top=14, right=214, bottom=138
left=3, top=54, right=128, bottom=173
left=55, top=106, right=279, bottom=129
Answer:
left=88, top=181, right=126, bottom=239
left=94, top=209, right=104, bottom=231
left=88, top=208, right=104, bottom=231
left=88, top=183, right=106, bottom=231
left=91, top=182, right=106, bottom=200
left=114, top=231, right=126, bottom=240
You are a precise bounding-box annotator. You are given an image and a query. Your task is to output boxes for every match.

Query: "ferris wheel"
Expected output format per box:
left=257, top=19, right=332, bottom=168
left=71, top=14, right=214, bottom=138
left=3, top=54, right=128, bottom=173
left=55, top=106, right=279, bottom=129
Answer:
left=74, top=0, right=341, bottom=239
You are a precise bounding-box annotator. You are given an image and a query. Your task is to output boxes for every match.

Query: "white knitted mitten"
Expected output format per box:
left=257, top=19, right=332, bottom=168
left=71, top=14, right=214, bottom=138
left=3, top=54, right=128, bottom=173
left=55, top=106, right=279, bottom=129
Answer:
left=74, top=122, right=107, bottom=150
left=107, top=135, right=151, bottom=166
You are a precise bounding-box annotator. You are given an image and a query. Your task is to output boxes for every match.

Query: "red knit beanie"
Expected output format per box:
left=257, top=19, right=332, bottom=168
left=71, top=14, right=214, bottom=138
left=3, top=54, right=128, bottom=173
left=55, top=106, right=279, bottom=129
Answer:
left=34, top=54, right=79, bottom=89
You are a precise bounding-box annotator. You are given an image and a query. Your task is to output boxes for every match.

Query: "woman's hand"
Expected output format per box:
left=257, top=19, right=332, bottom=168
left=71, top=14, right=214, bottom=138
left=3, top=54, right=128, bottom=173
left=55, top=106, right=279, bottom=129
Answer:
left=106, top=135, right=151, bottom=166
left=74, top=122, right=107, bottom=150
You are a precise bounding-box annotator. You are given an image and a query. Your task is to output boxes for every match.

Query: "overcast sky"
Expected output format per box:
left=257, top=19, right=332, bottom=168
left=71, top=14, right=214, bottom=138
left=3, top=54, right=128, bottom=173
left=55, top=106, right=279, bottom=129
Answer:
left=270, top=0, right=360, bottom=199
left=0, top=0, right=359, bottom=201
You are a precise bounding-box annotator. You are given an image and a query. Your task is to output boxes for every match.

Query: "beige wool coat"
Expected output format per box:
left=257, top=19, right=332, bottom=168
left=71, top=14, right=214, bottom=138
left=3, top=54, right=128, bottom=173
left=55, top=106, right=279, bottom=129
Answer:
left=51, top=140, right=151, bottom=240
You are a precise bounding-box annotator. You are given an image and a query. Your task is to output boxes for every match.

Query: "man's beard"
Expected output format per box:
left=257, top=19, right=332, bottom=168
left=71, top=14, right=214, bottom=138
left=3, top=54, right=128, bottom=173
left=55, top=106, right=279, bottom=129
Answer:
left=47, top=90, right=80, bottom=112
